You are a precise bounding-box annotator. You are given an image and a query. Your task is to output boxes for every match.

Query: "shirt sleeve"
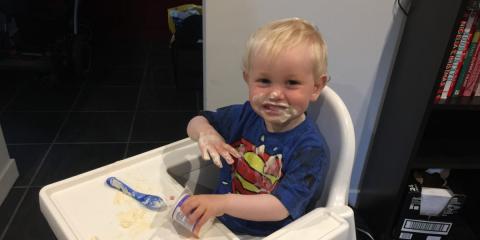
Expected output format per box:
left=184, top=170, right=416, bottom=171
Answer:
left=271, top=147, right=329, bottom=219
left=199, top=103, right=247, bottom=140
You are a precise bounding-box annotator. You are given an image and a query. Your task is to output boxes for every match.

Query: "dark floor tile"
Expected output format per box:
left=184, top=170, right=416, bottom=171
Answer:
left=173, top=49, right=203, bottom=90
left=0, top=188, right=26, bottom=236
left=149, top=51, right=174, bottom=68
left=145, top=65, right=175, bottom=87
left=86, top=66, right=144, bottom=86
left=0, top=89, right=17, bottom=112
left=57, top=112, right=133, bottom=142
left=73, top=86, right=139, bottom=111
left=33, top=143, right=126, bottom=185
left=92, top=41, right=148, bottom=67
left=0, top=71, right=33, bottom=111
left=0, top=112, right=66, bottom=144
left=7, top=84, right=80, bottom=111
left=150, top=40, right=172, bottom=54
left=0, top=71, right=37, bottom=89
left=125, top=142, right=166, bottom=157
left=0, top=71, right=33, bottom=83
left=2, top=188, right=56, bottom=240
left=138, top=85, right=199, bottom=111
left=22, top=72, right=85, bottom=89
left=131, top=111, right=195, bottom=142
left=7, top=144, right=50, bottom=186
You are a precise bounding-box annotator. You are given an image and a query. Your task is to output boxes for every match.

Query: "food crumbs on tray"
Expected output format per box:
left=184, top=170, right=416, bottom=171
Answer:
left=118, top=208, right=146, bottom=228
left=169, top=195, right=175, bottom=200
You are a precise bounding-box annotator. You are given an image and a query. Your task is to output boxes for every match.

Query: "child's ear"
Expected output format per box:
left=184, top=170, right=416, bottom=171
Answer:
left=310, top=74, right=328, bottom=101
left=243, top=71, right=249, bottom=83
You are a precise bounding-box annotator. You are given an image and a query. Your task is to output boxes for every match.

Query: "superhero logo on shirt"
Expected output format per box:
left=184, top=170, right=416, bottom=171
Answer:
left=231, top=138, right=283, bottom=194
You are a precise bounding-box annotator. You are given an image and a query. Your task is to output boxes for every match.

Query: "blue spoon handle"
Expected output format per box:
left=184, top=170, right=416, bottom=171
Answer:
left=106, top=177, right=136, bottom=196
left=105, top=177, right=165, bottom=210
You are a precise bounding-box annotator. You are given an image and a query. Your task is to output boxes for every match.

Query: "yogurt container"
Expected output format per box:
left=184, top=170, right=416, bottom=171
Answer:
left=171, top=188, right=213, bottom=237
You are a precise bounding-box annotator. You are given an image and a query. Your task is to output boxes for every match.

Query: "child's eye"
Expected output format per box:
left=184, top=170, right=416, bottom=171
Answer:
left=257, top=78, right=271, bottom=85
left=286, top=80, right=300, bottom=86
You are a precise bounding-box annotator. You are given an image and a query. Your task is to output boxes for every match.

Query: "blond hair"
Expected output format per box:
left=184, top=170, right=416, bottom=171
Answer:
left=242, top=18, right=328, bottom=79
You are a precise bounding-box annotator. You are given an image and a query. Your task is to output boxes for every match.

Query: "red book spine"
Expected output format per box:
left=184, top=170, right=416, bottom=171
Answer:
left=447, top=11, right=479, bottom=97
left=461, top=29, right=480, bottom=95
left=435, top=13, right=468, bottom=103
left=469, top=73, right=480, bottom=96
left=463, top=50, right=480, bottom=96
left=474, top=75, right=480, bottom=95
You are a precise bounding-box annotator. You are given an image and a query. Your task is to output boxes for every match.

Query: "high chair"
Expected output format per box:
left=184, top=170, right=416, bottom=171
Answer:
left=40, top=86, right=356, bottom=240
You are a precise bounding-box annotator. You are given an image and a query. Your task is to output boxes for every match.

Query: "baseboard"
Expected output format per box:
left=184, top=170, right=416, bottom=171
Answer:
left=0, top=158, right=19, bottom=205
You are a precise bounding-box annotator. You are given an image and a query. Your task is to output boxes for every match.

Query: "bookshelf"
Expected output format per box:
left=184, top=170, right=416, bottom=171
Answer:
left=357, top=0, right=480, bottom=239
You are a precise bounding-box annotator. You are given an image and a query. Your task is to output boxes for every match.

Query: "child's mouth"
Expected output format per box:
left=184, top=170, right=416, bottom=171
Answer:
left=262, top=102, right=289, bottom=114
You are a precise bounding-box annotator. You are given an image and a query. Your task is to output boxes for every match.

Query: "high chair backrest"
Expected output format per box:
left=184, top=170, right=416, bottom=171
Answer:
left=307, top=86, right=356, bottom=208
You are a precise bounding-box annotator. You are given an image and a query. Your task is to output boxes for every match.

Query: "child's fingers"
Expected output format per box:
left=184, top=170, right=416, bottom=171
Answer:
left=188, top=205, right=206, bottom=225
left=220, top=151, right=234, bottom=165
left=201, top=145, right=222, bottom=168
left=208, top=149, right=223, bottom=168
left=194, top=214, right=210, bottom=237
left=225, top=144, right=241, bottom=159
left=180, top=197, right=198, bottom=219
left=216, top=144, right=239, bottom=165
left=200, top=144, right=211, bottom=161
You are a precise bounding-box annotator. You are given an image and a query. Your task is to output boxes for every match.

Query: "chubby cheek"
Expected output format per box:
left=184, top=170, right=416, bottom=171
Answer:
left=293, top=100, right=309, bottom=113
left=250, top=91, right=265, bottom=106
left=249, top=88, right=265, bottom=109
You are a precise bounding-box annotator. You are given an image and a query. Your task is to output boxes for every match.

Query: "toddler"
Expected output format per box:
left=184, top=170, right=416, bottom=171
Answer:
left=183, top=17, right=330, bottom=236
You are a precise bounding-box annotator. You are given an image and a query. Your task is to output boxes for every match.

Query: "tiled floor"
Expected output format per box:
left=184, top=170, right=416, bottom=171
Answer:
left=0, top=38, right=202, bottom=239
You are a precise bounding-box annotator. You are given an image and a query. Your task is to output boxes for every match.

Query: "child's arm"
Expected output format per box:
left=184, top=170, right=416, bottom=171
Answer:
left=187, top=115, right=240, bottom=168
left=181, top=193, right=289, bottom=235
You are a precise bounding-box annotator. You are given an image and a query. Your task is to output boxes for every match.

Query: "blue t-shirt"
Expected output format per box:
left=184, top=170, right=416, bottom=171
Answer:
left=201, top=101, right=329, bottom=236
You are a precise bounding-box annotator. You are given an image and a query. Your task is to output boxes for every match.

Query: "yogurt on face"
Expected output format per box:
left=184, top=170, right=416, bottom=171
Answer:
left=252, top=93, right=298, bottom=124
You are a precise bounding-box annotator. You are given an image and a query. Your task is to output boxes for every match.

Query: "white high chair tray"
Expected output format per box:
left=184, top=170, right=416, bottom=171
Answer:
left=39, top=141, right=237, bottom=240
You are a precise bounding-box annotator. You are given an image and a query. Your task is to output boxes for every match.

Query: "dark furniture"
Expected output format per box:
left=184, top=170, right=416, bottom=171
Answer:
left=171, top=14, right=203, bottom=90
left=357, top=0, right=480, bottom=239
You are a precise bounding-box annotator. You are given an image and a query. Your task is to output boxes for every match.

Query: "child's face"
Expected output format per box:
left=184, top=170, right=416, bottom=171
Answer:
left=244, top=45, right=326, bottom=132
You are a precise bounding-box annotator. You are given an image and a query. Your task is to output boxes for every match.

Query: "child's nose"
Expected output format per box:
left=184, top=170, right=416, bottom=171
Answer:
left=268, top=88, right=284, bottom=100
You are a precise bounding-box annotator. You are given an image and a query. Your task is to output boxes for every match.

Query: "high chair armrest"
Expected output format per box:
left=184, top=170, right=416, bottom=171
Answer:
left=264, top=206, right=353, bottom=240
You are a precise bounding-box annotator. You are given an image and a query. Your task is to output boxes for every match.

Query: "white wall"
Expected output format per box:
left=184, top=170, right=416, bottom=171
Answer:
left=204, top=0, right=408, bottom=205
left=0, top=125, right=19, bottom=205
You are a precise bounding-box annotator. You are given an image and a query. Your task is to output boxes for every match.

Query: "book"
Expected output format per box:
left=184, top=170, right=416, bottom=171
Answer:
left=461, top=23, right=480, bottom=95
left=435, top=11, right=469, bottom=103
left=462, top=48, right=480, bottom=96
left=454, top=20, right=480, bottom=96
left=441, top=8, right=478, bottom=100
left=474, top=76, right=480, bottom=96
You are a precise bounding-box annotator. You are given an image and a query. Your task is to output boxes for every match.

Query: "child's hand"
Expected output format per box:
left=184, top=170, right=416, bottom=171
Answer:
left=198, top=131, right=240, bottom=168
left=180, top=194, right=227, bottom=236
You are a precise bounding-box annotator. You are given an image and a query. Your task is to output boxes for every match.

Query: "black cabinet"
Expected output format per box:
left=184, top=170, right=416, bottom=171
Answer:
left=357, top=0, right=480, bottom=239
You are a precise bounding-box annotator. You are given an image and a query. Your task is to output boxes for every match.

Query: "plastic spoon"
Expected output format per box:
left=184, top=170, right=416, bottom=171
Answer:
left=106, top=177, right=166, bottom=210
